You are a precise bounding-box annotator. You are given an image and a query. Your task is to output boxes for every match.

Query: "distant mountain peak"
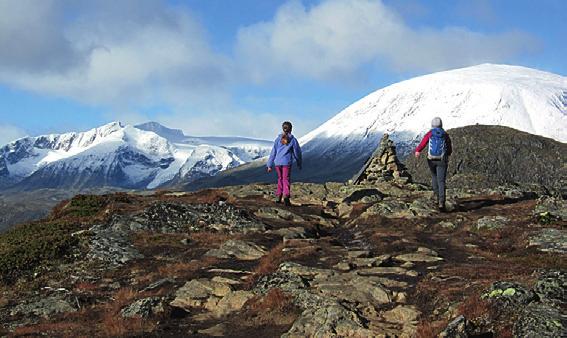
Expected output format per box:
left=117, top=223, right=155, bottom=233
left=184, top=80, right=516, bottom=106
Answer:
left=135, top=121, right=186, bottom=142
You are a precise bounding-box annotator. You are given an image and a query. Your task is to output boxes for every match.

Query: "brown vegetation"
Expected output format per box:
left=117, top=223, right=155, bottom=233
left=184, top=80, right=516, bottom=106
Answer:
left=239, top=288, right=300, bottom=331
left=157, top=256, right=219, bottom=279
left=98, top=288, right=156, bottom=337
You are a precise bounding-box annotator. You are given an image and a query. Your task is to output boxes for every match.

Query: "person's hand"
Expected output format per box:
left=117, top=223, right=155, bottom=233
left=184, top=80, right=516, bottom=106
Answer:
left=414, top=151, right=420, bottom=158
left=267, top=167, right=272, bottom=173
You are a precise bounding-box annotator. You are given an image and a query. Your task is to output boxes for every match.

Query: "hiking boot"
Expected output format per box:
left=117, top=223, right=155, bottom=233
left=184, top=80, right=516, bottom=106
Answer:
left=283, top=197, right=292, bottom=207
left=438, top=203, right=446, bottom=213
left=275, top=195, right=282, bottom=204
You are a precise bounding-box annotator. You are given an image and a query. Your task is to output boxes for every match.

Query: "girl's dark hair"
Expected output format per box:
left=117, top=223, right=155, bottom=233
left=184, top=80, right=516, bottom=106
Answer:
left=281, top=121, right=292, bottom=145
left=282, top=121, right=292, bottom=133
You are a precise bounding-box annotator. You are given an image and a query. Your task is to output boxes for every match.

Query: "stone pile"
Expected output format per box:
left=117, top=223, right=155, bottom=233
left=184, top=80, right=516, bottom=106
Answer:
left=352, top=134, right=412, bottom=185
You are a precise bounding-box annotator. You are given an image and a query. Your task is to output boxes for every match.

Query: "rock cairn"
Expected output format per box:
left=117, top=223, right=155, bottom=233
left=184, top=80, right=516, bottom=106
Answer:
left=352, top=134, right=412, bottom=185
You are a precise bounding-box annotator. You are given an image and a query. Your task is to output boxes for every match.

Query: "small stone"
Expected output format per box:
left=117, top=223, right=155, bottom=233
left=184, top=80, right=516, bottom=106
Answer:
left=406, top=270, right=419, bottom=277
left=401, top=261, right=415, bottom=269
left=334, top=262, right=352, bottom=271
left=439, top=221, right=457, bottom=229
left=394, top=292, right=408, bottom=303
left=417, top=247, right=439, bottom=256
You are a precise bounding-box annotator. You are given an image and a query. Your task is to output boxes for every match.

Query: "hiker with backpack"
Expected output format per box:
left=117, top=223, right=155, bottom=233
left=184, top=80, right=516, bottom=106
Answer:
left=414, top=117, right=453, bottom=212
left=267, top=121, right=303, bottom=206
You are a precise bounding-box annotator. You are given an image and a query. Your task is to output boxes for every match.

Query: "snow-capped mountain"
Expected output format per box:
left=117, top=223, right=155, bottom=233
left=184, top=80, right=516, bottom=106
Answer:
left=186, top=64, right=567, bottom=189
left=292, top=64, right=567, bottom=179
left=301, top=64, right=567, bottom=154
left=0, top=122, right=272, bottom=191
left=135, top=122, right=272, bottom=162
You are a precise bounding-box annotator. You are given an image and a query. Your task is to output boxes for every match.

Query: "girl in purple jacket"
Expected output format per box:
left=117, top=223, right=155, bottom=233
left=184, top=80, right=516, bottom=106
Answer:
left=267, top=121, right=303, bottom=206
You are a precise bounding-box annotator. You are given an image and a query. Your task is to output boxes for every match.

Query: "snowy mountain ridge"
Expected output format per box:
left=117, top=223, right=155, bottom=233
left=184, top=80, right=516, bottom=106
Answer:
left=0, top=122, right=272, bottom=191
left=299, top=64, right=566, bottom=169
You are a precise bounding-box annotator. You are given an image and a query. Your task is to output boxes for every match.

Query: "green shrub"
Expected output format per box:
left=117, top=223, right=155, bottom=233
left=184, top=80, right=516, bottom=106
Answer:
left=0, top=222, right=81, bottom=281
left=64, top=194, right=108, bottom=217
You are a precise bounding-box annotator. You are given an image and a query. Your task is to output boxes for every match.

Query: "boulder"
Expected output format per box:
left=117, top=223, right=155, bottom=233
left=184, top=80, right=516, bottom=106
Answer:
left=206, top=290, right=254, bottom=317
left=473, top=216, right=509, bottom=231
left=361, top=199, right=413, bottom=219
left=513, top=303, right=566, bottom=338
left=382, top=305, right=420, bottom=324
left=534, top=197, right=567, bottom=222
left=121, top=297, right=165, bottom=318
left=439, top=315, right=468, bottom=338
left=282, top=304, right=375, bottom=338
left=170, top=279, right=232, bottom=309
left=87, top=225, right=144, bottom=266
left=534, top=270, right=567, bottom=305
left=10, top=297, right=76, bottom=318
left=483, top=281, right=536, bottom=308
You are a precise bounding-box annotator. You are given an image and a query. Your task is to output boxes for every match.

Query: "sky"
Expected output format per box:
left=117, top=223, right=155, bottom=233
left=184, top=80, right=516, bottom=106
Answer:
left=0, top=0, right=565, bottom=144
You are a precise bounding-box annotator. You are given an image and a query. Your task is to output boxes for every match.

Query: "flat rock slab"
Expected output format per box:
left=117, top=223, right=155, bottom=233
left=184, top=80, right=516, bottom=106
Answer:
left=170, top=279, right=232, bottom=309
left=394, top=253, right=443, bottom=263
left=255, top=207, right=305, bottom=222
left=346, top=250, right=370, bottom=258
left=528, top=228, right=567, bottom=254
left=357, top=266, right=413, bottom=276
left=205, top=239, right=266, bottom=260
left=382, top=305, right=420, bottom=324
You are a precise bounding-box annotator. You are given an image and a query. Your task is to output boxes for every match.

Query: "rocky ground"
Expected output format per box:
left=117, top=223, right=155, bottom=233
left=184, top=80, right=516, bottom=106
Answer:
left=0, top=181, right=566, bottom=337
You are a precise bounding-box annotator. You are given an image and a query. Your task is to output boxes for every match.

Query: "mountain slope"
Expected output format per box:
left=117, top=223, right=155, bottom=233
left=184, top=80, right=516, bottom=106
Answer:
left=405, top=125, right=567, bottom=195
left=187, top=64, right=567, bottom=190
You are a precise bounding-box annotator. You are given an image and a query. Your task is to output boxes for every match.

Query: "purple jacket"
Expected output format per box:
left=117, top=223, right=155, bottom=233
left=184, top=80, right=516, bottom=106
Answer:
left=267, top=133, right=302, bottom=168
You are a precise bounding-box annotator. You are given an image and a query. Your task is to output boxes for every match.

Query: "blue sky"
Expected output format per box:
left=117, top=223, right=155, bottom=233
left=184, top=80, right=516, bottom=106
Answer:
left=0, top=0, right=565, bottom=143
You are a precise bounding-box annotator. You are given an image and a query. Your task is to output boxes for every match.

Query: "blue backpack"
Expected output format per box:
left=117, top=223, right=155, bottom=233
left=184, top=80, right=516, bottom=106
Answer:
left=428, top=128, right=446, bottom=160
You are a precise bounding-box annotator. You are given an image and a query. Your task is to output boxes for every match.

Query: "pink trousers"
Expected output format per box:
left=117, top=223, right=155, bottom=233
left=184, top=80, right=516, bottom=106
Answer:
left=275, top=165, right=292, bottom=197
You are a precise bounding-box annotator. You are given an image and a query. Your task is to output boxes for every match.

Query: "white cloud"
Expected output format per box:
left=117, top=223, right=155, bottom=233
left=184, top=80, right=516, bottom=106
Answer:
left=0, top=0, right=539, bottom=140
left=0, top=125, right=27, bottom=145
left=156, top=109, right=318, bottom=140
left=0, top=0, right=231, bottom=107
left=236, top=0, right=537, bottom=82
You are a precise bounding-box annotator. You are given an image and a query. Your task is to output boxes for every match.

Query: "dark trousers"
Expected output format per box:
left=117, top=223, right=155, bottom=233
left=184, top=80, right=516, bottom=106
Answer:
left=427, top=159, right=447, bottom=205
